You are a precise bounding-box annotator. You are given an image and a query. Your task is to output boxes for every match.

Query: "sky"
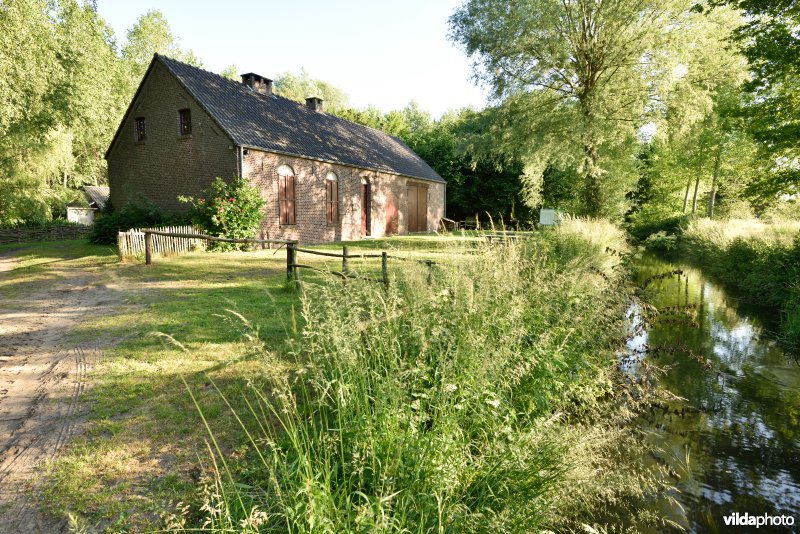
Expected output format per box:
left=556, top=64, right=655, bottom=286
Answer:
left=97, top=0, right=489, bottom=117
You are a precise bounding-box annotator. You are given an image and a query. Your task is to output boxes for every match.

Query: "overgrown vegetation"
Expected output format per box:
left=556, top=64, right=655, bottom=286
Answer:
left=180, top=177, right=266, bottom=250
left=648, top=218, right=800, bottom=347
left=162, top=221, right=675, bottom=532
left=89, top=195, right=187, bottom=245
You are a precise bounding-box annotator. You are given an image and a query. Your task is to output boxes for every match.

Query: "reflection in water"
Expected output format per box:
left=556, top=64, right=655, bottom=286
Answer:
left=628, top=254, right=800, bottom=532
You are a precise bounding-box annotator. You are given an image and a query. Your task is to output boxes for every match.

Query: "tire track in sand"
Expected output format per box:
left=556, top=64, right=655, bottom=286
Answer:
left=0, top=253, right=116, bottom=532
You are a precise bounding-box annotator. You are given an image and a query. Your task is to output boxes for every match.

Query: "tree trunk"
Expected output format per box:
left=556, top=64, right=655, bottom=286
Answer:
left=582, top=141, right=602, bottom=217
left=682, top=178, right=692, bottom=213
left=691, top=174, right=700, bottom=214
left=708, top=146, right=722, bottom=218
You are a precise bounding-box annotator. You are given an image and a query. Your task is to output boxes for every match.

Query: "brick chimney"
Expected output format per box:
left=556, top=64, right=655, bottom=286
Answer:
left=305, top=96, right=324, bottom=112
left=241, top=73, right=273, bottom=95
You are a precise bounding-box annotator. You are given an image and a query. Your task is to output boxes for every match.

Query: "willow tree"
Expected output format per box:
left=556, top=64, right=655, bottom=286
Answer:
left=450, top=0, right=683, bottom=216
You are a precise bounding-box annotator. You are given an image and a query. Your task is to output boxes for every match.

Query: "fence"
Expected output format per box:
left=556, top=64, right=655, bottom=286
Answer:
left=117, top=225, right=206, bottom=260
left=138, top=230, right=437, bottom=289
left=0, top=225, right=91, bottom=244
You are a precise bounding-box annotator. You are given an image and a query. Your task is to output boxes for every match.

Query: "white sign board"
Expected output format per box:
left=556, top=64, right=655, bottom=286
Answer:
left=539, top=208, right=561, bottom=226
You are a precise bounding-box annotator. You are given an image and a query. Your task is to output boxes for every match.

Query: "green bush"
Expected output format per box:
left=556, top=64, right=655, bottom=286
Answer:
left=180, top=177, right=265, bottom=251
left=89, top=195, right=184, bottom=245
left=626, top=210, right=690, bottom=242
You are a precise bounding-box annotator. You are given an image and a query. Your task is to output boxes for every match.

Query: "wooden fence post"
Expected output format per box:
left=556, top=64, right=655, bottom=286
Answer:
left=426, top=260, right=433, bottom=286
left=145, top=232, right=152, bottom=265
left=294, top=259, right=302, bottom=290
left=381, top=251, right=389, bottom=288
left=286, top=244, right=296, bottom=282
left=342, top=245, right=349, bottom=276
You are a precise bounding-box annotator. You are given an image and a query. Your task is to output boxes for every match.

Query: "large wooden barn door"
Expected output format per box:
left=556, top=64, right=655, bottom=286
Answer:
left=407, top=183, right=428, bottom=232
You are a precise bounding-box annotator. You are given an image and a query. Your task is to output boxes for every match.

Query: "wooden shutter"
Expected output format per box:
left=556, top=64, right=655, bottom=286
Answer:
left=279, top=174, right=296, bottom=225
left=326, top=179, right=338, bottom=225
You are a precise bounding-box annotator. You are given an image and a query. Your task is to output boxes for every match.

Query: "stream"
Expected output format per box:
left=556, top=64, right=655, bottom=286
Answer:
left=626, top=253, right=800, bottom=532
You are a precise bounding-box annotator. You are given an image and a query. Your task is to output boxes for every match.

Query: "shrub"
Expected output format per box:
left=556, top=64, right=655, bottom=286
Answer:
left=180, top=177, right=265, bottom=251
left=89, top=195, right=182, bottom=245
left=643, top=230, right=678, bottom=253
left=626, top=210, right=690, bottom=242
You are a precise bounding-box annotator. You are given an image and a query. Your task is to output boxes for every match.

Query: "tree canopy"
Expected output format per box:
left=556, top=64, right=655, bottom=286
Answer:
left=273, top=68, right=349, bottom=109
left=449, top=0, right=755, bottom=219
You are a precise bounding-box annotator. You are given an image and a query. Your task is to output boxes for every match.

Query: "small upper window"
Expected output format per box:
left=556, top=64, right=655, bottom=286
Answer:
left=135, top=117, right=146, bottom=141
left=179, top=109, right=192, bottom=136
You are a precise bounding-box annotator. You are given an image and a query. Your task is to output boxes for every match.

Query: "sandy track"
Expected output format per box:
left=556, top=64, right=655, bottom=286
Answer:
left=0, top=253, right=116, bottom=532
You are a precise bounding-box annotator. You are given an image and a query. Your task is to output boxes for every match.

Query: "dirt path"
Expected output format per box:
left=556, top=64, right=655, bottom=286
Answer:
left=0, top=253, right=117, bottom=532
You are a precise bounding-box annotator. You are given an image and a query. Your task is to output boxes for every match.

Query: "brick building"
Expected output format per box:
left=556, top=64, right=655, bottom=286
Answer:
left=106, top=54, right=445, bottom=244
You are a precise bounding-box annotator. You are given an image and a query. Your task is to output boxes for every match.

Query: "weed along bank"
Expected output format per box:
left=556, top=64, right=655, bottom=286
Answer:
left=106, top=54, right=445, bottom=244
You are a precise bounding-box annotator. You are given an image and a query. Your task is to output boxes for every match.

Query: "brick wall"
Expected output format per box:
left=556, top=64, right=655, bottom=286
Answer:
left=244, top=150, right=445, bottom=244
left=106, top=62, right=445, bottom=244
left=107, top=63, right=238, bottom=212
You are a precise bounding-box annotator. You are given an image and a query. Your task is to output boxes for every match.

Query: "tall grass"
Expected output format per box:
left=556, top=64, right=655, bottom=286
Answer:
left=174, top=220, right=674, bottom=532
left=677, top=218, right=800, bottom=347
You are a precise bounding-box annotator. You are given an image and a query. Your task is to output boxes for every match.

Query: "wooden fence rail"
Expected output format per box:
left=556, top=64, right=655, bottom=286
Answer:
left=139, top=230, right=437, bottom=290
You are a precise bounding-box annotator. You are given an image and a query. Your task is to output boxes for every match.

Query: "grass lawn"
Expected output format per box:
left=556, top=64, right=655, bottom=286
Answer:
left=2, top=235, right=484, bottom=530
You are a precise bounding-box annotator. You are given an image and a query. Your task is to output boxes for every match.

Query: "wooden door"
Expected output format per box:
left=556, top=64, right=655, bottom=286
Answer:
left=407, top=184, right=428, bottom=233
left=361, top=181, right=371, bottom=236
left=408, top=184, right=419, bottom=232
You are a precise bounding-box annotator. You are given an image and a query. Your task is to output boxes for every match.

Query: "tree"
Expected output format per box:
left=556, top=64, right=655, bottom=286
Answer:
left=273, top=68, right=349, bottom=109
left=713, top=0, right=800, bottom=203
left=53, top=0, right=130, bottom=185
left=450, top=0, right=687, bottom=217
left=449, top=0, right=749, bottom=219
left=122, top=10, right=201, bottom=85
left=220, top=64, right=239, bottom=81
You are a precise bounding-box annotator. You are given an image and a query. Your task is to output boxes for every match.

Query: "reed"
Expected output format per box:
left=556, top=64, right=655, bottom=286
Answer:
left=172, top=220, right=674, bottom=532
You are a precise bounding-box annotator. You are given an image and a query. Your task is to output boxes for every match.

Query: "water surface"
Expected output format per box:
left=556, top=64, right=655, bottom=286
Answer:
left=628, top=253, right=800, bottom=532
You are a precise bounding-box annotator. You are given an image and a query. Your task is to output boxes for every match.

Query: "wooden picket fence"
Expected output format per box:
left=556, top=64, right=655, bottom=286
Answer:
left=117, top=225, right=205, bottom=260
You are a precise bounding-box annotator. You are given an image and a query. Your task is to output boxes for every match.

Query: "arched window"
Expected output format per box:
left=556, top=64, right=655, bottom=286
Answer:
left=325, top=171, right=338, bottom=225
left=278, top=164, right=296, bottom=225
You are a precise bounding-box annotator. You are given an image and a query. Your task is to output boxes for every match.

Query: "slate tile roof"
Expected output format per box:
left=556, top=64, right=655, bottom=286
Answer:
left=156, top=55, right=444, bottom=183
left=83, top=185, right=110, bottom=209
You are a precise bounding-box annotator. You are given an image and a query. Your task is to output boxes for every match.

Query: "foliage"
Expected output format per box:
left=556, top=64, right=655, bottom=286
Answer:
left=180, top=177, right=265, bottom=251
left=273, top=68, right=349, bottom=109
left=671, top=218, right=800, bottom=347
left=449, top=0, right=751, bottom=219
left=121, top=9, right=201, bottom=82
left=449, top=0, right=666, bottom=216
left=181, top=224, right=676, bottom=532
left=219, top=64, right=239, bottom=81
left=89, top=195, right=181, bottom=245
left=0, top=3, right=199, bottom=227
left=626, top=211, right=690, bottom=242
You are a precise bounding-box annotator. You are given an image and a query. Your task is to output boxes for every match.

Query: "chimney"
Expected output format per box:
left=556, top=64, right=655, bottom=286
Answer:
left=305, top=96, right=324, bottom=112
left=241, top=73, right=273, bottom=95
